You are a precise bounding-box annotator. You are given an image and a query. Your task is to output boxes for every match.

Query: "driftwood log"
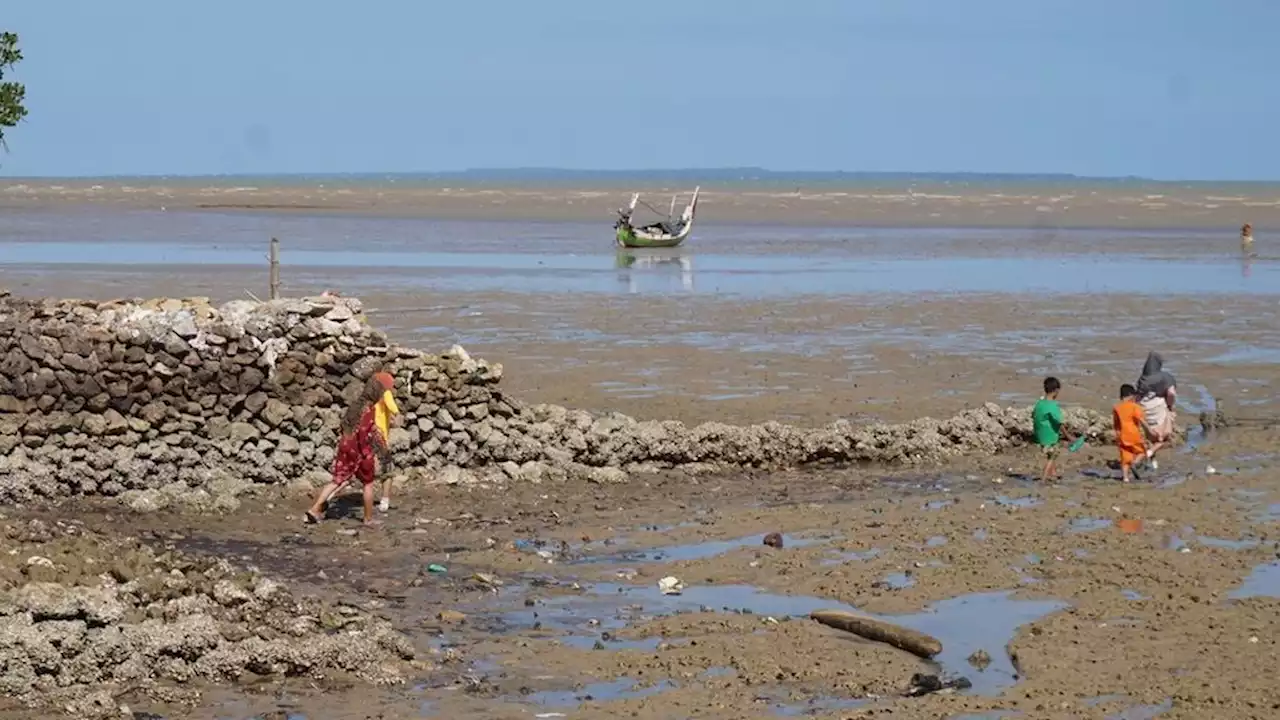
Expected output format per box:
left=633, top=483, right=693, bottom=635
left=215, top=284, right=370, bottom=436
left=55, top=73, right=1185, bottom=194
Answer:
left=810, top=609, right=943, bottom=659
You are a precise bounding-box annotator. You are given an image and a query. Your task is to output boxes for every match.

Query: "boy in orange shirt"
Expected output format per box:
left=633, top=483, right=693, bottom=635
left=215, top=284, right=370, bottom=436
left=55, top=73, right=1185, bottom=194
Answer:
left=1113, top=383, right=1150, bottom=483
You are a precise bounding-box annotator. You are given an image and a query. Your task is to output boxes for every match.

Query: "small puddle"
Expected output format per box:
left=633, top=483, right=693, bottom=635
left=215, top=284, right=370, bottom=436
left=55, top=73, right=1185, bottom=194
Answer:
left=1068, top=517, right=1113, bottom=533
left=924, top=499, right=957, bottom=510
left=1207, top=346, right=1280, bottom=364
left=823, top=547, right=882, bottom=565
left=559, top=635, right=673, bottom=651
left=1230, top=562, right=1280, bottom=599
left=994, top=495, right=1041, bottom=509
left=1197, top=535, right=1261, bottom=550
left=1121, top=589, right=1147, bottom=601
left=1181, top=425, right=1207, bottom=454
left=1108, top=698, right=1174, bottom=720
left=1011, top=566, right=1041, bottom=585
left=769, top=694, right=867, bottom=716
left=926, top=535, right=949, bottom=547
left=1086, top=693, right=1129, bottom=706
left=575, top=532, right=830, bottom=565
left=1254, top=503, right=1280, bottom=523
left=879, top=572, right=916, bottom=590
left=524, top=677, right=676, bottom=707
left=1178, top=385, right=1217, bottom=455
left=502, top=583, right=1066, bottom=696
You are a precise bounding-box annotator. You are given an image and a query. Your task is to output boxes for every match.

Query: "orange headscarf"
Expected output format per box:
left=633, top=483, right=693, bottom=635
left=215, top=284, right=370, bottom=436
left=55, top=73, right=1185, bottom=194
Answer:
left=374, top=371, right=395, bottom=391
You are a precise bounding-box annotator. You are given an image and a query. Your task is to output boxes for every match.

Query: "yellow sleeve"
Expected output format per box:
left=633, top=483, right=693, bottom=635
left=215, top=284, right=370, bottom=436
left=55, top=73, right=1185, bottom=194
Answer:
left=382, top=390, right=400, bottom=415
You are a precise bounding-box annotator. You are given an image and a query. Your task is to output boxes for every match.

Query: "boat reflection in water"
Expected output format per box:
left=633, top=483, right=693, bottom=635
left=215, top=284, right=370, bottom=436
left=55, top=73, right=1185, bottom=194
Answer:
left=615, top=249, right=695, bottom=293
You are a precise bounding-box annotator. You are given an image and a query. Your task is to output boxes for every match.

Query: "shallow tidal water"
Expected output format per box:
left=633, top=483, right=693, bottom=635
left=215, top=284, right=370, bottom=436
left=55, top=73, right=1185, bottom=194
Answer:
left=0, top=208, right=1274, bottom=297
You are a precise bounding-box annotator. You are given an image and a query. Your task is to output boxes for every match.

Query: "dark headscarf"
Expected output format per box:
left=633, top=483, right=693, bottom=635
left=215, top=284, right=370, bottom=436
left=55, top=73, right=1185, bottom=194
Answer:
left=1135, top=351, right=1176, bottom=398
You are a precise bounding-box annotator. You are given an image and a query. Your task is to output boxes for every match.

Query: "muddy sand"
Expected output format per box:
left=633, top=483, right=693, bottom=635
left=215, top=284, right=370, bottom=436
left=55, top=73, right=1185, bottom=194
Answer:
left=1, top=269, right=1277, bottom=428
left=3, top=179, right=1280, bottom=229
left=4, top=196, right=1280, bottom=717
left=1, top=274, right=1279, bottom=718
left=6, top=425, right=1280, bottom=719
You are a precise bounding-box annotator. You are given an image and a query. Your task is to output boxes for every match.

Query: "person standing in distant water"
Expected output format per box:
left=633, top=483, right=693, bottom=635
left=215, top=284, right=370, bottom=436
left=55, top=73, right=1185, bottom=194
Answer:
left=1135, top=352, right=1176, bottom=469
left=1241, top=223, right=1255, bottom=256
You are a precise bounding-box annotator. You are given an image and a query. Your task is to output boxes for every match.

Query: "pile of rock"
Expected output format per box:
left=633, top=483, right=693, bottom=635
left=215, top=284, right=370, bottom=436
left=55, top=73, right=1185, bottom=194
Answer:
left=0, top=518, right=415, bottom=717
left=0, top=292, right=509, bottom=505
left=0, top=291, right=1114, bottom=506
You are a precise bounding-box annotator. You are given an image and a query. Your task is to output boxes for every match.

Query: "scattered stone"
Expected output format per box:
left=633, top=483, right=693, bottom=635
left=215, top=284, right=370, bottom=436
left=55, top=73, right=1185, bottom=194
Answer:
left=763, top=532, right=784, bottom=549
left=121, top=489, right=168, bottom=514
left=0, top=526, right=414, bottom=715
left=967, top=648, right=992, bottom=670
left=658, top=576, right=684, bottom=595
left=471, top=572, right=502, bottom=589
left=906, top=673, right=973, bottom=697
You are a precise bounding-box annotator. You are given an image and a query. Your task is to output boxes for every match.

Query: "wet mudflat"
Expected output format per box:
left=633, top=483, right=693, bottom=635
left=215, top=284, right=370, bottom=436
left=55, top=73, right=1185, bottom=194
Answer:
left=11, top=426, right=1280, bottom=720
left=5, top=197, right=1280, bottom=718
left=4, top=268, right=1279, bottom=431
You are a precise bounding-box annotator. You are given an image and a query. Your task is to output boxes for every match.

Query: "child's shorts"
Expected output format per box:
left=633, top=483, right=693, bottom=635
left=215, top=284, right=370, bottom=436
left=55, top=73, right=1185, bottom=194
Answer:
left=1040, top=444, right=1060, bottom=460
left=1118, top=444, right=1144, bottom=468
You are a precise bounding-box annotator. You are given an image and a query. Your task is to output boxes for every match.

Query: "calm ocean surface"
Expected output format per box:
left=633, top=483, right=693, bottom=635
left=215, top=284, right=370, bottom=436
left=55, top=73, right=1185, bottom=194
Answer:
left=0, top=206, right=1273, bottom=297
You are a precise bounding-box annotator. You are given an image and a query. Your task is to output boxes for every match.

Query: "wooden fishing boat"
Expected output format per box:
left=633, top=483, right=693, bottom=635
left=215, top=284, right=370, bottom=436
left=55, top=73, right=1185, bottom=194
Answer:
left=614, top=187, right=700, bottom=249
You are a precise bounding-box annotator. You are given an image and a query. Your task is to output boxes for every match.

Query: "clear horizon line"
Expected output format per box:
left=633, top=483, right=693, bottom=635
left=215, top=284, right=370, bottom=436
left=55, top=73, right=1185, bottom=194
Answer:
left=1, top=167, right=1279, bottom=185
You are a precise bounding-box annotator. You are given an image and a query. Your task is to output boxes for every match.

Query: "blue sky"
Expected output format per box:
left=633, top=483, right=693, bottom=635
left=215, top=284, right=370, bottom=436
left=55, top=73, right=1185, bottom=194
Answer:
left=1, top=1, right=1275, bottom=179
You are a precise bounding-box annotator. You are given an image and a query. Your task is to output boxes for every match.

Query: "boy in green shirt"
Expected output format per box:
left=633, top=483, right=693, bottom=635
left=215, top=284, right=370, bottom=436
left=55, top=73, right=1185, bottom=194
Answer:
left=1032, top=376, right=1070, bottom=481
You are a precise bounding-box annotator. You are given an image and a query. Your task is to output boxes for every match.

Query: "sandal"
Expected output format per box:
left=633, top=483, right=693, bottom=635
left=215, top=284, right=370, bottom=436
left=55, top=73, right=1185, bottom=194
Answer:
left=304, top=511, right=321, bottom=525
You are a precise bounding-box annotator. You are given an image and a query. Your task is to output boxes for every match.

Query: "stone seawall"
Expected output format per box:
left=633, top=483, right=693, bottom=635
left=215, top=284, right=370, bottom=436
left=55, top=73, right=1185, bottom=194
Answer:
left=0, top=291, right=1112, bottom=507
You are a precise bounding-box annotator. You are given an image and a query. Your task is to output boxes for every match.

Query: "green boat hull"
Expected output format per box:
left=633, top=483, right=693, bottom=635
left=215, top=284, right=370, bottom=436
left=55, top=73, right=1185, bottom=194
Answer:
left=615, top=225, right=687, bottom=249
left=614, top=186, right=700, bottom=249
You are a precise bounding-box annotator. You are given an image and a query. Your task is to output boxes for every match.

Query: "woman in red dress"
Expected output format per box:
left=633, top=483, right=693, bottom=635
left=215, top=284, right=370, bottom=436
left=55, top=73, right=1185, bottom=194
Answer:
left=304, top=374, right=392, bottom=526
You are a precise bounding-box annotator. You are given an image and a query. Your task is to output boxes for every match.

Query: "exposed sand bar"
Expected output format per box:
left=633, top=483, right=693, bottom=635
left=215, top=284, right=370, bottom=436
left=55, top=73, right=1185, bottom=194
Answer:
left=3, top=179, right=1279, bottom=229
left=2, top=265, right=1276, bottom=428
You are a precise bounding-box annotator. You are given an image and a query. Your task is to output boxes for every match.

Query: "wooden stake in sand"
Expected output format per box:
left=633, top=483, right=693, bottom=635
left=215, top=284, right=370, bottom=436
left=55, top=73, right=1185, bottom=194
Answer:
left=810, top=609, right=942, bottom=659
left=268, top=237, right=281, bottom=300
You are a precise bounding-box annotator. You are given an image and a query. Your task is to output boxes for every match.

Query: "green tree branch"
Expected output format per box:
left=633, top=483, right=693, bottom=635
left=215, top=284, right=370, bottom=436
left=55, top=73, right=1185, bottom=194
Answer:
left=0, top=31, right=29, bottom=151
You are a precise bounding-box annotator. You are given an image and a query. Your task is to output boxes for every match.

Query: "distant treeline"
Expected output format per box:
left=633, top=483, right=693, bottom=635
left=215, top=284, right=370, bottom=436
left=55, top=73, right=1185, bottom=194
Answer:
left=21, top=168, right=1279, bottom=188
